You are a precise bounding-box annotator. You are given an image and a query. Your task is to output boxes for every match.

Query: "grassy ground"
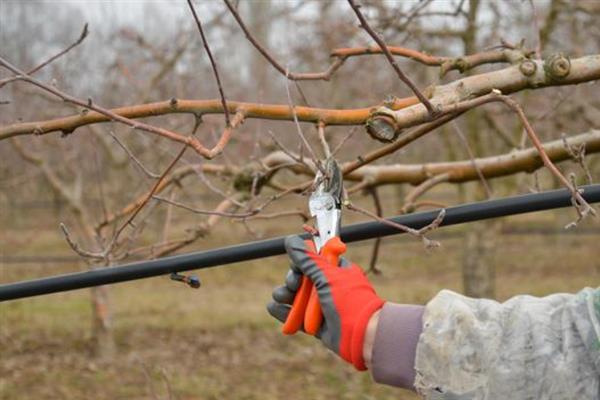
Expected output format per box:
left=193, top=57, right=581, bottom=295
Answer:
left=1, top=208, right=599, bottom=400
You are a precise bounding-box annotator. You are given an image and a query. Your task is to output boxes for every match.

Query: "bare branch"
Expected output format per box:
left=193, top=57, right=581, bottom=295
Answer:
left=367, top=187, right=383, bottom=275
left=283, top=72, right=323, bottom=173
left=108, top=131, right=160, bottom=179
left=187, top=0, right=230, bottom=127
left=562, top=133, right=594, bottom=185
left=238, top=210, right=310, bottom=222
left=59, top=223, right=104, bottom=260
left=330, top=45, right=532, bottom=77
left=317, top=121, right=331, bottom=159
left=346, top=201, right=445, bottom=250
left=222, top=0, right=347, bottom=81
left=0, top=23, right=89, bottom=88
left=497, top=95, right=596, bottom=226
left=331, top=126, right=358, bottom=157
left=452, top=121, right=493, bottom=198
left=0, top=57, right=224, bottom=158
left=347, top=0, right=436, bottom=116
left=153, top=195, right=259, bottom=218
left=401, top=173, right=450, bottom=214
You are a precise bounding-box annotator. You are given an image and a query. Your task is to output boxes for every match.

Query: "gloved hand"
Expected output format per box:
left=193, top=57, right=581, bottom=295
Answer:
left=267, top=235, right=384, bottom=371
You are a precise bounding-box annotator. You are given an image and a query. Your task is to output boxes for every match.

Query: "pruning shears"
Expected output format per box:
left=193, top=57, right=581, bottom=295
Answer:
left=282, top=159, right=346, bottom=336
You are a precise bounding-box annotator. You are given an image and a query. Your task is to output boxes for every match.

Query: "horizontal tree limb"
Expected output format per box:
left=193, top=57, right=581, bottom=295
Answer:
left=262, top=129, right=600, bottom=185
left=330, top=46, right=531, bottom=76
left=2, top=54, right=598, bottom=142
left=99, top=129, right=599, bottom=230
left=371, top=54, right=600, bottom=134
left=0, top=95, right=418, bottom=141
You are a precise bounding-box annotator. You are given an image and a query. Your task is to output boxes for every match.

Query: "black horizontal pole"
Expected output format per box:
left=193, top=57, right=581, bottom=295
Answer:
left=1, top=184, right=599, bottom=301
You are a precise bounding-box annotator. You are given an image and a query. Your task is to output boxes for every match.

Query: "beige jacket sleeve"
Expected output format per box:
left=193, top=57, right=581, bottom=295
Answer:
left=414, top=287, right=600, bottom=400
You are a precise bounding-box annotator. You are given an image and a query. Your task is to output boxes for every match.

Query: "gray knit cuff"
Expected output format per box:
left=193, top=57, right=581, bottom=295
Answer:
left=371, top=303, right=425, bottom=390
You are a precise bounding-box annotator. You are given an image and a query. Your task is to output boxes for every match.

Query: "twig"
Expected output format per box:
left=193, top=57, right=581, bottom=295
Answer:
left=108, top=131, right=160, bottom=179
left=0, top=57, right=221, bottom=158
left=451, top=121, right=493, bottom=198
left=283, top=71, right=324, bottom=173
left=141, top=197, right=238, bottom=259
left=0, top=23, right=89, bottom=88
left=152, top=195, right=258, bottom=218
left=137, top=361, right=161, bottom=400
left=195, top=163, right=245, bottom=207
left=158, top=368, right=175, bottom=400
left=347, top=0, right=436, bottom=116
left=153, top=179, right=307, bottom=221
left=330, top=45, right=529, bottom=77
left=222, top=0, right=347, bottom=81
left=238, top=210, right=310, bottom=222
left=205, top=109, right=246, bottom=159
left=345, top=201, right=445, bottom=250
left=411, top=201, right=448, bottom=211
left=317, top=121, right=331, bottom=159
left=106, top=143, right=189, bottom=257
left=562, top=133, right=593, bottom=185
left=496, top=94, right=596, bottom=227
left=266, top=130, right=316, bottom=172
left=528, top=0, right=543, bottom=59
left=482, top=113, right=518, bottom=148
left=367, top=187, right=383, bottom=274
left=331, top=126, right=358, bottom=157
left=187, top=0, right=230, bottom=127
left=401, top=173, right=450, bottom=214
left=61, top=142, right=190, bottom=261
left=59, top=223, right=104, bottom=259
left=160, top=188, right=176, bottom=244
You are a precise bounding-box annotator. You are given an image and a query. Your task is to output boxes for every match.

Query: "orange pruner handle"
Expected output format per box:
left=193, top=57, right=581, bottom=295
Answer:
left=281, top=240, right=317, bottom=335
left=281, top=238, right=346, bottom=335
left=304, top=237, right=346, bottom=335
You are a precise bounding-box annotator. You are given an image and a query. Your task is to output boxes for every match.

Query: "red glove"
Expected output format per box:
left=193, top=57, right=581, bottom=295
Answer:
left=268, top=235, right=384, bottom=370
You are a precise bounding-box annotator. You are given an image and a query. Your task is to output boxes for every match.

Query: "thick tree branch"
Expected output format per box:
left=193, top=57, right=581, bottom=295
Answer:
left=4, top=54, right=597, bottom=143
left=368, top=54, right=600, bottom=137
left=266, top=130, right=600, bottom=186
left=0, top=96, right=418, bottom=140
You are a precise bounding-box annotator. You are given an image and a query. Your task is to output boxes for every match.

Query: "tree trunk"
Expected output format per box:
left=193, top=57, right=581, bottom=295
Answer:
left=90, top=284, right=115, bottom=358
left=459, top=0, right=498, bottom=299
left=462, top=219, right=499, bottom=298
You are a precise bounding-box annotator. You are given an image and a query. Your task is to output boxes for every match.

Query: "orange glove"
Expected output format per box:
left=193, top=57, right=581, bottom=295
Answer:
left=268, top=235, right=384, bottom=370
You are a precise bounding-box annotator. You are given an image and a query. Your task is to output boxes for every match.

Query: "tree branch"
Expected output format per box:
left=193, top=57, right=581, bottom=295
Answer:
left=187, top=0, right=230, bottom=127
left=347, top=0, right=436, bottom=116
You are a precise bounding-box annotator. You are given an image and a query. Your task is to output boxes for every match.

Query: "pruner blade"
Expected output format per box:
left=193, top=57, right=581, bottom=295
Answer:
left=309, top=159, right=343, bottom=253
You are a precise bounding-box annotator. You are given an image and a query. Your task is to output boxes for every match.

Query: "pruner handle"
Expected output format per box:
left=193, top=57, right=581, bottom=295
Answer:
left=281, top=238, right=346, bottom=335
left=304, top=236, right=346, bottom=335
left=281, top=240, right=316, bottom=335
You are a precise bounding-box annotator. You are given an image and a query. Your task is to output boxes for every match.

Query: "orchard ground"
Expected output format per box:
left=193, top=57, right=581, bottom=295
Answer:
left=1, top=203, right=598, bottom=400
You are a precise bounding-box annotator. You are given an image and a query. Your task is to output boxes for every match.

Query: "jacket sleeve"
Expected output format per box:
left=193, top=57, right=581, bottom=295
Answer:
left=414, top=287, right=600, bottom=400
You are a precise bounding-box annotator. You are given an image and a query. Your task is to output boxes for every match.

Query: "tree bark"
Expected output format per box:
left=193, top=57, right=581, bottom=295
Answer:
left=462, top=218, right=500, bottom=299
left=90, top=284, right=115, bottom=359
left=461, top=0, right=497, bottom=299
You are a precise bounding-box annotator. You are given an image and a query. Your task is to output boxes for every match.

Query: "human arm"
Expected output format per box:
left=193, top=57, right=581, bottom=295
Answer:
left=268, top=236, right=600, bottom=398
left=365, top=287, right=600, bottom=398
left=412, top=287, right=600, bottom=399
